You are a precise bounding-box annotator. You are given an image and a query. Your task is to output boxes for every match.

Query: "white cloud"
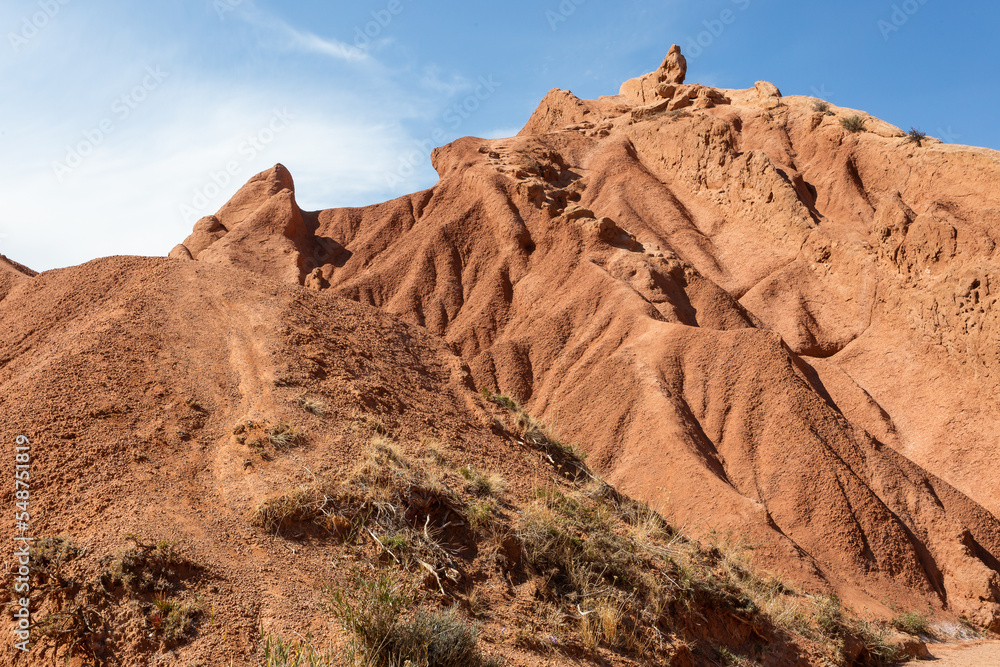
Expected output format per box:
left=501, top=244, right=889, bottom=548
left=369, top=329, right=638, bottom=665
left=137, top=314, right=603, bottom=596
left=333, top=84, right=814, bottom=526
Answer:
left=275, top=20, right=368, bottom=63
left=417, top=64, right=471, bottom=96
left=0, top=4, right=475, bottom=273
left=0, top=84, right=426, bottom=272
left=231, top=5, right=369, bottom=63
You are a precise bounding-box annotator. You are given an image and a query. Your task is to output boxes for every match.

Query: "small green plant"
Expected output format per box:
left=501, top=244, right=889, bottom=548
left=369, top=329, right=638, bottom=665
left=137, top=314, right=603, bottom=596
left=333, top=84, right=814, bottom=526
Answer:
left=328, top=571, right=500, bottom=667
left=892, top=611, right=931, bottom=636
left=907, top=127, right=927, bottom=147
left=811, top=99, right=830, bottom=113
left=262, top=633, right=337, bottom=666
left=480, top=388, right=519, bottom=412
left=840, top=115, right=866, bottom=133
left=467, top=501, right=493, bottom=529
left=152, top=592, right=175, bottom=615
left=378, top=533, right=410, bottom=552
left=149, top=592, right=197, bottom=641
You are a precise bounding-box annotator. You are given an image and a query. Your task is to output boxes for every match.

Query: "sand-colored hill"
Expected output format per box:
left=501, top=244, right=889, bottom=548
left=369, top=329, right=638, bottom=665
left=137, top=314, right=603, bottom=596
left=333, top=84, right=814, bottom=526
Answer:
left=0, top=253, right=37, bottom=301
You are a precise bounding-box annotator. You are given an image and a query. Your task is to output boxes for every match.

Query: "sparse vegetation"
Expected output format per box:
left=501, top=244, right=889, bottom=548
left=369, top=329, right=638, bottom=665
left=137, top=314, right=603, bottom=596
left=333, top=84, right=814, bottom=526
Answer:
left=511, top=482, right=910, bottom=663
left=907, top=127, right=927, bottom=147
left=297, top=394, right=326, bottom=416
left=328, top=571, right=501, bottom=667
left=28, top=535, right=204, bottom=662
left=262, top=633, right=337, bottom=666
left=246, top=397, right=927, bottom=665
left=460, top=465, right=506, bottom=497
left=517, top=485, right=684, bottom=654
left=251, top=433, right=467, bottom=585
left=892, top=610, right=932, bottom=636
left=840, top=115, right=867, bottom=133
left=480, top=388, right=589, bottom=479
left=812, top=99, right=830, bottom=113
left=268, top=423, right=303, bottom=450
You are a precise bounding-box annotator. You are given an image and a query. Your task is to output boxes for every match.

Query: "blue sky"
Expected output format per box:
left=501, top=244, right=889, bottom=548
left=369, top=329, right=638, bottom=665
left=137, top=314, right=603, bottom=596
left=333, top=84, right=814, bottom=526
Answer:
left=2, top=0, right=998, bottom=271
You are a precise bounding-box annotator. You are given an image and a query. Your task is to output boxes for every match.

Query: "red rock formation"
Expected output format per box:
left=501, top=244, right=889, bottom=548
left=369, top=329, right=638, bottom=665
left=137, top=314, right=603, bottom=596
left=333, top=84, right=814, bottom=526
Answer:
left=140, top=45, right=1000, bottom=629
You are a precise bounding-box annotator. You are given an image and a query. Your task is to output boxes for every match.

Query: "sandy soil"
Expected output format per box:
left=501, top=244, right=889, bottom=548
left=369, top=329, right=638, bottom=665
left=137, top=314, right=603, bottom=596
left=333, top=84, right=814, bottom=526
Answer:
left=925, top=641, right=1000, bottom=666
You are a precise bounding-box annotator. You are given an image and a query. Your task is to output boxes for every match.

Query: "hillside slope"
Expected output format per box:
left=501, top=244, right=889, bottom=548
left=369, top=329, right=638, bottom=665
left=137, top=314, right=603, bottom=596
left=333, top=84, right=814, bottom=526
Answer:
left=0, top=256, right=918, bottom=666
left=171, top=46, right=1000, bottom=631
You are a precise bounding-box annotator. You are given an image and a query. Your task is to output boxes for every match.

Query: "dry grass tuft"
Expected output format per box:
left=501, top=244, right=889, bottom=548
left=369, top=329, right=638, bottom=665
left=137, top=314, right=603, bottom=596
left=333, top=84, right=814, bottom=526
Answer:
left=840, top=115, right=866, bottom=133
left=267, top=423, right=303, bottom=450
left=296, top=394, right=326, bottom=416
left=906, top=127, right=927, bottom=147
left=328, top=571, right=501, bottom=667
left=421, top=437, right=449, bottom=466
left=460, top=465, right=506, bottom=497
left=251, top=481, right=337, bottom=533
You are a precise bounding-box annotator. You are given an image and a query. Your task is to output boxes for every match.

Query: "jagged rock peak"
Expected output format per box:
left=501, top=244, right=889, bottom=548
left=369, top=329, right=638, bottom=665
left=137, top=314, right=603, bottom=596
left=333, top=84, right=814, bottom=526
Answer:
left=659, top=44, right=687, bottom=85
left=619, top=44, right=689, bottom=105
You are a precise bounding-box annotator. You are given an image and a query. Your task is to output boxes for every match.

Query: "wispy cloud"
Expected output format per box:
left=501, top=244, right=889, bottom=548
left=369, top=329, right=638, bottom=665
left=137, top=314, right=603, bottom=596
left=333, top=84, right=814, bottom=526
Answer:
left=417, top=65, right=471, bottom=96
left=0, top=3, right=493, bottom=272
left=0, top=87, right=419, bottom=272
left=234, top=7, right=368, bottom=63
left=278, top=21, right=368, bottom=62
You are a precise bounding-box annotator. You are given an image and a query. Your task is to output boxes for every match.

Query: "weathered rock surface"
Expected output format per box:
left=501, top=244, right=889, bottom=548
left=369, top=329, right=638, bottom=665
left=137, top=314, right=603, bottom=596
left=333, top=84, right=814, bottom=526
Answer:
left=168, top=46, right=1000, bottom=629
